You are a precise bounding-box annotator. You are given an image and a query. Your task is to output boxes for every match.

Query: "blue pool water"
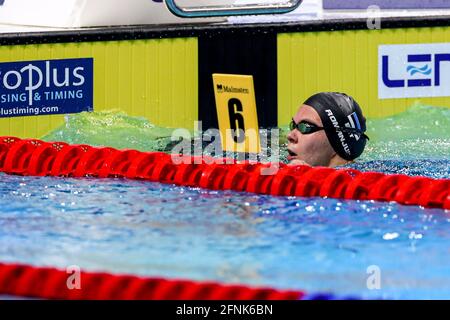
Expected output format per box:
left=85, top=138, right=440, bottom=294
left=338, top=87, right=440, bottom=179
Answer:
left=1, top=105, right=449, bottom=299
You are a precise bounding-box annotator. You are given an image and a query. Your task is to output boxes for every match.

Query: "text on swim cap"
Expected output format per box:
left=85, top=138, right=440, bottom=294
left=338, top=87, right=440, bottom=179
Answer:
left=325, top=109, right=351, bottom=156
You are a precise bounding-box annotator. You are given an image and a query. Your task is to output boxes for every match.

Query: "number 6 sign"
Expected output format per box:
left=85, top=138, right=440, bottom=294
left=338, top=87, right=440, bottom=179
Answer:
left=212, top=73, right=261, bottom=154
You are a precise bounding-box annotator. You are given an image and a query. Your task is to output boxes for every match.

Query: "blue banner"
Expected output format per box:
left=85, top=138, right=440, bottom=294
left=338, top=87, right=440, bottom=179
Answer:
left=0, top=58, right=93, bottom=118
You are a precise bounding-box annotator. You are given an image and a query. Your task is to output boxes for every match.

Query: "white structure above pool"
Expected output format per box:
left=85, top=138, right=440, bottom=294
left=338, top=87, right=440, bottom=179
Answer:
left=0, top=0, right=450, bottom=33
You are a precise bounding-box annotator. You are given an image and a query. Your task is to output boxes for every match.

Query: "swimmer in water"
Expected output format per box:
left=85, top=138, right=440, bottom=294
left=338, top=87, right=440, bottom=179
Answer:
left=287, top=92, right=369, bottom=167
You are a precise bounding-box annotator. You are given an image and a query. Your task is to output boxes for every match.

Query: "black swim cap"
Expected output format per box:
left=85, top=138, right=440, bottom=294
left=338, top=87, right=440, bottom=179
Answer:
left=303, top=92, right=368, bottom=161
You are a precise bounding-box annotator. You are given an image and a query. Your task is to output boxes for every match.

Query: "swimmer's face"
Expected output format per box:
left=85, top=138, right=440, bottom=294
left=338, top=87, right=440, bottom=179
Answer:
left=287, top=104, right=336, bottom=167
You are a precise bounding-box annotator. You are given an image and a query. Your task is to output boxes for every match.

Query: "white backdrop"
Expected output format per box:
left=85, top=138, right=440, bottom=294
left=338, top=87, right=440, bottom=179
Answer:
left=0, top=0, right=233, bottom=28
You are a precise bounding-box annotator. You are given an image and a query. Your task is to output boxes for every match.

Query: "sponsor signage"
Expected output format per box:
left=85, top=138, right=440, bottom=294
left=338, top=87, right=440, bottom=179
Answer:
left=379, top=43, right=450, bottom=99
left=0, top=58, right=93, bottom=118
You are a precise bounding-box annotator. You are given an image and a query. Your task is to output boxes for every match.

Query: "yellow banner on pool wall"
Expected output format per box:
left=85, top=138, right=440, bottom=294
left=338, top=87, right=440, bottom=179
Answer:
left=212, top=74, right=261, bottom=154
left=0, top=38, right=198, bottom=139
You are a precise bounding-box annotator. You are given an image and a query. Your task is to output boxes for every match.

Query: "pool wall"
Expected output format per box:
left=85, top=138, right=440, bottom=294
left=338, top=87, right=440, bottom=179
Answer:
left=1, top=16, right=450, bottom=138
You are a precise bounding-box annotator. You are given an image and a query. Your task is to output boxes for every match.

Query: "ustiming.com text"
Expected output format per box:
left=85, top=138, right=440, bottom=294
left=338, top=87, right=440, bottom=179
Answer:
left=0, top=105, right=59, bottom=117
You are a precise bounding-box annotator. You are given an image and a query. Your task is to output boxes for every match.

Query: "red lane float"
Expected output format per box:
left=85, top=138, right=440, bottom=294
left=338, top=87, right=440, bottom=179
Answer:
left=0, top=262, right=303, bottom=300
left=0, top=136, right=448, bottom=210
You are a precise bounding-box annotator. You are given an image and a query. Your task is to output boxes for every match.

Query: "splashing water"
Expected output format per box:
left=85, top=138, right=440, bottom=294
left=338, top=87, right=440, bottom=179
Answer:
left=42, top=109, right=179, bottom=152
left=42, top=104, right=449, bottom=178
left=362, top=104, right=450, bottom=161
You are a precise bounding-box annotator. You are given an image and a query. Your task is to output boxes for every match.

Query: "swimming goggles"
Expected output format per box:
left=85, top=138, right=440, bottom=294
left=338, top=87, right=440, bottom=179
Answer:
left=289, top=119, right=324, bottom=134
left=290, top=118, right=370, bottom=140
